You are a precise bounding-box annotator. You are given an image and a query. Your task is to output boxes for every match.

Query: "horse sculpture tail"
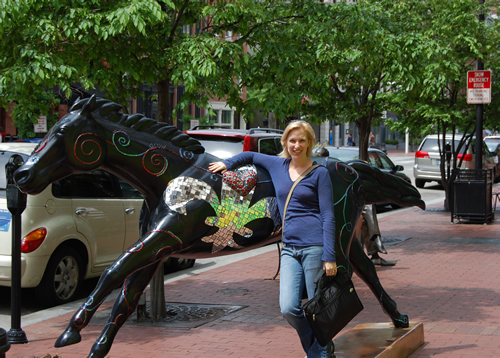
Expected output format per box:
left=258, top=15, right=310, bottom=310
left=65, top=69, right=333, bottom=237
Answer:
left=347, top=160, right=426, bottom=210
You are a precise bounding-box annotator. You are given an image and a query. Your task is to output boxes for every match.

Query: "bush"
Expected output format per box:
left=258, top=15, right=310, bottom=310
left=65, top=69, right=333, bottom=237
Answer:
left=385, top=139, right=399, bottom=145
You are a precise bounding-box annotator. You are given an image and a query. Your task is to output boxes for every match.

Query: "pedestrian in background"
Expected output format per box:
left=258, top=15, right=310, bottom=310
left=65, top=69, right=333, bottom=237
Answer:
left=209, top=120, right=336, bottom=358
left=347, top=133, right=353, bottom=146
left=370, top=132, right=375, bottom=147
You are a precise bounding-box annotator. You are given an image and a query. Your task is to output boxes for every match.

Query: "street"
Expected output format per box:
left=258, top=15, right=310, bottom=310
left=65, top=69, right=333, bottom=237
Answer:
left=388, top=154, right=445, bottom=206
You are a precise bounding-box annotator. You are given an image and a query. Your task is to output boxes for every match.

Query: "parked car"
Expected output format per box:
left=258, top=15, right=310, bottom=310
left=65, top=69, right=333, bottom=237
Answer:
left=0, top=143, right=191, bottom=307
left=184, top=126, right=283, bottom=159
left=413, top=134, right=498, bottom=188
left=313, top=146, right=411, bottom=183
left=484, top=136, right=500, bottom=155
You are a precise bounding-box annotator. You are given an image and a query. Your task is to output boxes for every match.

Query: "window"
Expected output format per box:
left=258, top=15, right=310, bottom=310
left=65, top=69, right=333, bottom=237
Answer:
left=207, top=102, right=236, bottom=128
left=52, top=170, right=117, bottom=198
left=117, top=178, right=143, bottom=199
left=209, top=110, right=220, bottom=123
left=259, top=138, right=282, bottom=156
left=368, top=153, right=384, bottom=169
left=373, top=152, right=395, bottom=170
left=221, top=110, right=232, bottom=124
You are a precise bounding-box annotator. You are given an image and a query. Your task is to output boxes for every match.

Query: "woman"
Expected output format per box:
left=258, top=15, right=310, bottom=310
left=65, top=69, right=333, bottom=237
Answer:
left=347, top=133, right=353, bottom=146
left=209, top=120, right=336, bottom=358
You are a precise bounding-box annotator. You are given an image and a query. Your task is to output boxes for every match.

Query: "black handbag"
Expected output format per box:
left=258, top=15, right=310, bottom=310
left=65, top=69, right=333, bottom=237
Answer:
left=302, top=270, right=364, bottom=346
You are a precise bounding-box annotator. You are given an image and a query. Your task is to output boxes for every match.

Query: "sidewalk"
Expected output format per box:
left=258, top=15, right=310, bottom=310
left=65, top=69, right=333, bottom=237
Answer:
left=5, top=201, right=500, bottom=358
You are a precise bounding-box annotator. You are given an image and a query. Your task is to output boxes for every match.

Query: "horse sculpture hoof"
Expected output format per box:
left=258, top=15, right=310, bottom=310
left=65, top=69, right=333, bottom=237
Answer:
left=54, top=328, right=82, bottom=347
left=87, top=353, right=106, bottom=358
left=391, top=313, right=409, bottom=328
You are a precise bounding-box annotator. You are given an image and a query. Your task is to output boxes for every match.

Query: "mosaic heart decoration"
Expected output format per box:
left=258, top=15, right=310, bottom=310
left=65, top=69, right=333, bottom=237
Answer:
left=223, top=170, right=257, bottom=196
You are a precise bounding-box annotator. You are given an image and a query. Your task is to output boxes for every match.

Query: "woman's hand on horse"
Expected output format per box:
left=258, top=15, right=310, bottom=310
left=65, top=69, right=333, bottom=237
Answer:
left=209, top=161, right=227, bottom=174
left=324, top=261, right=337, bottom=276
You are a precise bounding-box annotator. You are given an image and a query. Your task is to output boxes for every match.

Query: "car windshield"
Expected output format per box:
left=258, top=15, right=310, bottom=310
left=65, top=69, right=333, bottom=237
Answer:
left=318, top=147, right=359, bottom=162
left=484, top=138, right=500, bottom=153
left=195, top=138, right=244, bottom=159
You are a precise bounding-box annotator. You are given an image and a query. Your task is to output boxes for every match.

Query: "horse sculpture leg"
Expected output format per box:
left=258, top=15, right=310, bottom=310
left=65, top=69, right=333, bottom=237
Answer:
left=348, top=238, right=409, bottom=328
left=86, top=262, right=162, bottom=358
left=55, top=227, right=185, bottom=348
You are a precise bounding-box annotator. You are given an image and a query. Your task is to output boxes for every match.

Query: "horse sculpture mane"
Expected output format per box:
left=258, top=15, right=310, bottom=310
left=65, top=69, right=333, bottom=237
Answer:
left=70, top=96, right=205, bottom=154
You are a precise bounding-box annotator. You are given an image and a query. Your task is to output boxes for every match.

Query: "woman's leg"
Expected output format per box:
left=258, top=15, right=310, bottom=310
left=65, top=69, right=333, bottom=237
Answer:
left=279, top=244, right=331, bottom=358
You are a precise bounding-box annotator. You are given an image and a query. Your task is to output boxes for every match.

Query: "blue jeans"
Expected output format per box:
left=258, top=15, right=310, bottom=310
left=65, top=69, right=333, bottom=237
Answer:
left=280, top=244, right=332, bottom=358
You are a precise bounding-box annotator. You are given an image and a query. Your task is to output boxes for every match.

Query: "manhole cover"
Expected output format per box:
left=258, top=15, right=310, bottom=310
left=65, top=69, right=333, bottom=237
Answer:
left=93, top=302, right=246, bottom=328
left=217, top=289, right=248, bottom=295
left=446, top=237, right=500, bottom=245
left=381, top=237, right=410, bottom=245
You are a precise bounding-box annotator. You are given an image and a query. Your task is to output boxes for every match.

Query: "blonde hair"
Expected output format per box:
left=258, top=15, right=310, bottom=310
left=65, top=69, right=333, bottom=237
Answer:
left=279, top=120, right=316, bottom=158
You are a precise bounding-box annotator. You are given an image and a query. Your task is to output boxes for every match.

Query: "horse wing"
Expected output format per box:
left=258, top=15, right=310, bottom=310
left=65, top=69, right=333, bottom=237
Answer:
left=347, top=160, right=426, bottom=210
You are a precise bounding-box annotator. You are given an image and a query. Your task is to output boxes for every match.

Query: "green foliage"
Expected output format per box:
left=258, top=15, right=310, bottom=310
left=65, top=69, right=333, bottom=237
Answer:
left=385, top=0, right=500, bottom=200
left=213, top=0, right=450, bottom=160
left=0, top=0, right=246, bottom=125
left=385, top=139, right=399, bottom=146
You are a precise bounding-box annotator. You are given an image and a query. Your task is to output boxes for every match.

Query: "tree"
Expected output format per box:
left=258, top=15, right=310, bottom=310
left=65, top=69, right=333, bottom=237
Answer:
left=0, top=0, right=246, bottom=135
left=211, top=0, right=436, bottom=161
left=0, top=0, right=250, bottom=318
left=387, top=0, right=500, bottom=210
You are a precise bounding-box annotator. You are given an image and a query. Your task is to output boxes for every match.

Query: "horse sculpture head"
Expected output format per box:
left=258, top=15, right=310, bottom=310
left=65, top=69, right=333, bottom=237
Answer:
left=14, top=96, right=109, bottom=194
left=14, top=95, right=206, bottom=198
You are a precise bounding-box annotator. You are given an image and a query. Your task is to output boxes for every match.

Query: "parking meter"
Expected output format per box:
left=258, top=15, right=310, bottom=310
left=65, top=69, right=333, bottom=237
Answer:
left=6, top=154, right=28, bottom=344
left=0, top=328, right=10, bottom=358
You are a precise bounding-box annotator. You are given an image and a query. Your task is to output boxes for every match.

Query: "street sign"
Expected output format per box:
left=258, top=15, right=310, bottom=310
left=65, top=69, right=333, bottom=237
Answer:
left=467, top=70, right=491, bottom=104
left=34, top=116, right=47, bottom=133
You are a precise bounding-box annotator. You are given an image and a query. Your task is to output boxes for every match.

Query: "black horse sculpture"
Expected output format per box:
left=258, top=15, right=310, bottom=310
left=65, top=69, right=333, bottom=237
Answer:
left=14, top=96, right=424, bottom=358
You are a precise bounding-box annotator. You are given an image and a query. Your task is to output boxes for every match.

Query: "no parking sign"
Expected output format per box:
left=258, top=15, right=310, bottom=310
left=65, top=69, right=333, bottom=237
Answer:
left=467, top=70, right=491, bottom=104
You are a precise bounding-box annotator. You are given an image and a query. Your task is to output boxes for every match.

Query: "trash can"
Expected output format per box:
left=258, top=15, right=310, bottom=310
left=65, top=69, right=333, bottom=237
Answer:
left=451, top=168, right=494, bottom=224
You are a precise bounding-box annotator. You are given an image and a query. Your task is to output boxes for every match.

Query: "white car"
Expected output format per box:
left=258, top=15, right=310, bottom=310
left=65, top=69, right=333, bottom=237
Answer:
left=0, top=142, right=147, bottom=306
left=413, top=134, right=498, bottom=188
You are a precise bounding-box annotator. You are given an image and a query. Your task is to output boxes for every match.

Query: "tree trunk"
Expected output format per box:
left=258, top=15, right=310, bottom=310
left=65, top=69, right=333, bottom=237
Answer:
left=356, top=116, right=372, bottom=162
left=149, top=261, right=166, bottom=319
left=156, top=79, right=171, bottom=124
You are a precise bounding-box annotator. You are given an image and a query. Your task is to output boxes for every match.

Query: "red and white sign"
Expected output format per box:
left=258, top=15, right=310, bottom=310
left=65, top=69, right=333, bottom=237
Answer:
left=34, top=115, right=47, bottom=133
left=467, top=70, right=491, bottom=104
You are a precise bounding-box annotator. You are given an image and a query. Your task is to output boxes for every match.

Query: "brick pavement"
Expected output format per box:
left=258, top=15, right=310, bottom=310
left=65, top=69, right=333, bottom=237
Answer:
left=5, top=201, right=500, bottom=358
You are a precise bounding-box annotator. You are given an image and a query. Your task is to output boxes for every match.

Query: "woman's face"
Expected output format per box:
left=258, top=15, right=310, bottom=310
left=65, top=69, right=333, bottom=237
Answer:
left=286, top=128, right=310, bottom=159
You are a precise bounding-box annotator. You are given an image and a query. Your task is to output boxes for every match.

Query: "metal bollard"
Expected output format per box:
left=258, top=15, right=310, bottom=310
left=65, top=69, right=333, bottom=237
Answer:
left=0, top=328, right=10, bottom=358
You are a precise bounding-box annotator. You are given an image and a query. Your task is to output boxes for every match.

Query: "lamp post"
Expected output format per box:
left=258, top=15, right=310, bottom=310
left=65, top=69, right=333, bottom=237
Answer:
left=6, top=154, right=28, bottom=344
left=475, top=0, right=485, bottom=170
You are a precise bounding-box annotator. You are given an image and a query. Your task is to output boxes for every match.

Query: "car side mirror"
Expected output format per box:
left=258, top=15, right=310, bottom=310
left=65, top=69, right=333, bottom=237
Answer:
left=394, top=165, right=404, bottom=171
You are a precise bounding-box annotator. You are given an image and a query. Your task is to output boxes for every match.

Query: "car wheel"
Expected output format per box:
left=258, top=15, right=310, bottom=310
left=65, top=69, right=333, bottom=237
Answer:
left=35, top=246, right=83, bottom=307
left=415, top=179, right=426, bottom=188
left=167, top=258, right=195, bottom=271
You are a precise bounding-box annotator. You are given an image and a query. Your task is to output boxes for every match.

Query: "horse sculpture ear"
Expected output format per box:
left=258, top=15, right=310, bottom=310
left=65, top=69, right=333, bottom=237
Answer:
left=80, top=95, right=98, bottom=116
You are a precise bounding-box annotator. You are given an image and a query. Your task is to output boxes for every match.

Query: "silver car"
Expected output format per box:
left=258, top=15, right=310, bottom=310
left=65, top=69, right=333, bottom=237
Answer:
left=413, top=134, right=498, bottom=188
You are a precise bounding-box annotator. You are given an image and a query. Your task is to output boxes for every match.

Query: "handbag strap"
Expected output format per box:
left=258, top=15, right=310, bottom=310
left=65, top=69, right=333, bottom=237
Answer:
left=282, top=164, right=320, bottom=230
